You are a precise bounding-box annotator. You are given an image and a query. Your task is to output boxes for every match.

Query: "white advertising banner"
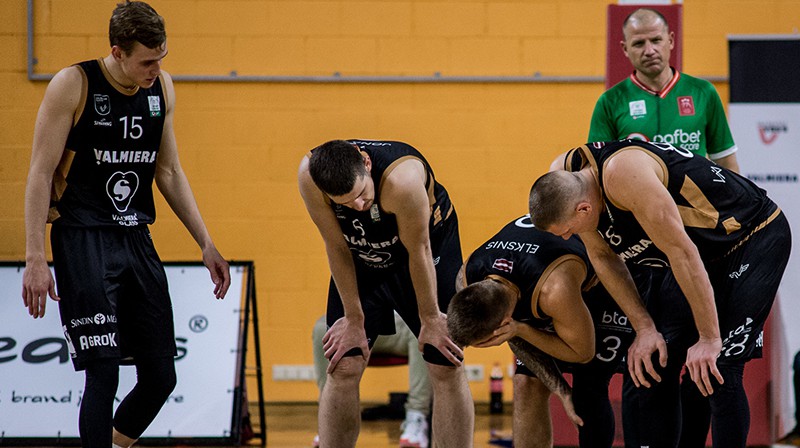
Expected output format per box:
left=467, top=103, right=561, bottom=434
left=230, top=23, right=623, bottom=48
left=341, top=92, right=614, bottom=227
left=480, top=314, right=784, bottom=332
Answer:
left=0, top=263, right=246, bottom=439
left=729, top=103, right=800, bottom=433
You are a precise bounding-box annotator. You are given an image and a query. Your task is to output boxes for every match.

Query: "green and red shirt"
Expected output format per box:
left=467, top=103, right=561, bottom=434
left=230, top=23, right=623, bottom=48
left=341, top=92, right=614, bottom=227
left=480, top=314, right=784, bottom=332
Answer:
left=588, top=69, right=737, bottom=160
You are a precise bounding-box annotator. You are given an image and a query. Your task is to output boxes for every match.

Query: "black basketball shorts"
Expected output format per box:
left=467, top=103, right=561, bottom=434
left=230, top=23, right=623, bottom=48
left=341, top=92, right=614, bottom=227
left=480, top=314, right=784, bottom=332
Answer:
left=51, top=225, right=177, bottom=371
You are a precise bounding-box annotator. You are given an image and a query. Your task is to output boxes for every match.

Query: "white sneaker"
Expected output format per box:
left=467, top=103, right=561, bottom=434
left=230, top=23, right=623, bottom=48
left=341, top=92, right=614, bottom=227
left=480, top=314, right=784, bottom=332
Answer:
left=399, top=410, right=429, bottom=448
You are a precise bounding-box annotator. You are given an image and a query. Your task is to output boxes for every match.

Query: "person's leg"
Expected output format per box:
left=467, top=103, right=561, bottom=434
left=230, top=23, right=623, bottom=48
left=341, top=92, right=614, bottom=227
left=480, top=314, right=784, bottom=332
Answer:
left=80, top=358, right=121, bottom=448
left=678, top=369, right=711, bottom=447
left=622, top=343, right=685, bottom=448
left=572, top=366, right=615, bottom=448
left=112, top=356, right=177, bottom=446
left=512, top=374, right=553, bottom=448
left=318, top=355, right=368, bottom=447
left=708, top=363, right=748, bottom=448
left=370, top=312, right=432, bottom=416
left=312, top=315, right=329, bottom=393
left=426, top=362, right=474, bottom=448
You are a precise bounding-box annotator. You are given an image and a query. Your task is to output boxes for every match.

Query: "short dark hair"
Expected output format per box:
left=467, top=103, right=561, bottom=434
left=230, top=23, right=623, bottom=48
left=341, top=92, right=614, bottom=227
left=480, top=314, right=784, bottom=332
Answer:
left=446, top=280, right=509, bottom=348
left=308, top=140, right=367, bottom=196
left=109, top=1, right=166, bottom=55
left=528, top=171, right=581, bottom=230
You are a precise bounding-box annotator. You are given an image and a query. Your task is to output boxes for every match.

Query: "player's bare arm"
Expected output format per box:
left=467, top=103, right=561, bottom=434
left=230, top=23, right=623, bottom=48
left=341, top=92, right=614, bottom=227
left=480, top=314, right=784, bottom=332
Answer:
left=474, top=258, right=595, bottom=363
left=154, top=71, right=230, bottom=299
left=508, top=337, right=584, bottom=427
left=298, top=157, right=369, bottom=371
left=714, top=153, right=740, bottom=173
left=534, top=257, right=595, bottom=363
left=382, top=159, right=464, bottom=365
left=604, top=150, right=723, bottom=395
left=22, top=66, right=82, bottom=318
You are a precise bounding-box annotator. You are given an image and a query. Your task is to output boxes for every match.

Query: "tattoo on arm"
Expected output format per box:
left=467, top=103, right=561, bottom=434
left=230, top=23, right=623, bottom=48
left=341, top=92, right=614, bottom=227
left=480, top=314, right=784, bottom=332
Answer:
left=508, top=337, right=572, bottom=399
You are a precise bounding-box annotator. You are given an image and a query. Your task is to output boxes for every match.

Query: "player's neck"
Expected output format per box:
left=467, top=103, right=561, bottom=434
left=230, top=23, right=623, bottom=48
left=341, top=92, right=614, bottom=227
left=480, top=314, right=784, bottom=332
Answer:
left=102, top=54, right=138, bottom=92
left=635, top=67, right=673, bottom=93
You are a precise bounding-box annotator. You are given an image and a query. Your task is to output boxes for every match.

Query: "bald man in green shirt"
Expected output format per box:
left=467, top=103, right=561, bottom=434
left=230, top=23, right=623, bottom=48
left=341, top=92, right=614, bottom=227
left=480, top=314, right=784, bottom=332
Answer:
left=589, top=8, right=740, bottom=173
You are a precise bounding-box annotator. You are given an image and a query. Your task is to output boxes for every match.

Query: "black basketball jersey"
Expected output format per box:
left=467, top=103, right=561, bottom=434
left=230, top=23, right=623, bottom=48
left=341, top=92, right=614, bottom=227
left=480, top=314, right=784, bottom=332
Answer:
left=50, top=59, right=166, bottom=227
left=564, top=140, right=778, bottom=263
left=464, top=215, right=594, bottom=330
left=329, top=140, right=454, bottom=271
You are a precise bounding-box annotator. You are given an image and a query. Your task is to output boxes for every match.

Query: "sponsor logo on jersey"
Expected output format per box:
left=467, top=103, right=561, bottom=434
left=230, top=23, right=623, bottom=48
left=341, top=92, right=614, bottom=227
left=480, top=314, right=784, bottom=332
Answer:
left=78, top=332, right=118, bottom=350
left=94, top=148, right=157, bottom=164
left=677, top=96, right=695, bottom=116
left=628, top=100, right=647, bottom=119
left=729, top=263, right=749, bottom=279
left=651, top=129, right=702, bottom=152
left=70, top=313, right=117, bottom=329
left=492, top=258, right=514, bottom=273
left=757, top=122, right=788, bottom=145
left=94, top=94, right=110, bottom=116
left=106, top=171, right=140, bottom=214
left=148, top=95, right=161, bottom=117
left=352, top=248, right=392, bottom=266
left=93, top=119, right=113, bottom=127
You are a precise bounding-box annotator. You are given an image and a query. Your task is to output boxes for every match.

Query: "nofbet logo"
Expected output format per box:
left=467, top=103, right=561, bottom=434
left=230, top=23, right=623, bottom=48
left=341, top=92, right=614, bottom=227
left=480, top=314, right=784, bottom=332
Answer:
left=79, top=332, right=117, bottom=350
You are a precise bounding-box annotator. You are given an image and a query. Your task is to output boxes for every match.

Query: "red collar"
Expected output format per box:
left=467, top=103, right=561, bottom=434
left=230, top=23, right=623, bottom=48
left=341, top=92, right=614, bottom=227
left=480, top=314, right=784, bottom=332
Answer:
left=629, top=68, right=680, bottom=98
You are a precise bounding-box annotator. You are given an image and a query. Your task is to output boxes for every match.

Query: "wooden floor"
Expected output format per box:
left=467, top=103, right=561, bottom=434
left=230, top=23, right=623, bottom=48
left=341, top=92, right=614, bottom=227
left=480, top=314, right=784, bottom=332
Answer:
left=254, top=402, right=515, bottom=448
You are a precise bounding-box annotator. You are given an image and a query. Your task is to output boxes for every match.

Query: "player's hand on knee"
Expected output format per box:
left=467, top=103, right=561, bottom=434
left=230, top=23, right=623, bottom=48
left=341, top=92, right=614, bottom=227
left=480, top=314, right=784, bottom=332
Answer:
left=418, top=312, right=463, bottom=366
left=323, top=316, right=368, bottom=373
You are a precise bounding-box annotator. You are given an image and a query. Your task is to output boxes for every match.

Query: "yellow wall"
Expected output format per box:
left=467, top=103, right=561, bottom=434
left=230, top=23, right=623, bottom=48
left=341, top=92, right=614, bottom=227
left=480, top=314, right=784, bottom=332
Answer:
left=2, top=0, right=798, bottom=403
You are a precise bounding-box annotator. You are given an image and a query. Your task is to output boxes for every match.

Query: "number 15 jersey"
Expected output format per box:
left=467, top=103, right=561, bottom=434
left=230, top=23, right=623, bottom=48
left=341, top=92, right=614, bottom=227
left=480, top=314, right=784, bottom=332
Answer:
left=51, top=58, right=166, bottom=228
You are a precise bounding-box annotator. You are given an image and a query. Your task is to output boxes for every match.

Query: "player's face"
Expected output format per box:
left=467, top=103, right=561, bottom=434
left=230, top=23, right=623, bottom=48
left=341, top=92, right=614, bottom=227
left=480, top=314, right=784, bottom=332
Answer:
left=546, top=207, right=596, bottom=241
left=330, top=173, right=375, bottom=212
left=116, top=41, right=168, bottom=88
left=622, top=20, right=673, bottom=79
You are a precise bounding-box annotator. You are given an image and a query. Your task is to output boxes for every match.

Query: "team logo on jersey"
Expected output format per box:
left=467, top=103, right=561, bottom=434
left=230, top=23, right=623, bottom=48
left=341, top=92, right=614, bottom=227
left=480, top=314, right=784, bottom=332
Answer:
left=628, top=100, right=647, bottom=119
left=677, top=96, right=695, bottom=116
left=106, top=171, right=140, bottom=213
left=94, top=94, right=111, bottom=116
left=492, top=258, right=514, bottom=273
left=148, top=95, right=161, bottom=117
left=353, top=248, right=392, bottom=266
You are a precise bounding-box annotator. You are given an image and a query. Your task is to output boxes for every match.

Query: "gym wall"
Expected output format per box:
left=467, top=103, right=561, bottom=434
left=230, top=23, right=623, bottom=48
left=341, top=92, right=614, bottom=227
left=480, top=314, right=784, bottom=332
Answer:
left=1, top=0, right=798, bottom=403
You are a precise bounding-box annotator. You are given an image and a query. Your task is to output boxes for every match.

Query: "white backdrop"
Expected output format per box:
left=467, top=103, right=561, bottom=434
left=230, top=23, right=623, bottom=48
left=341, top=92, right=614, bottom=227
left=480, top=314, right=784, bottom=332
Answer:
left=729, top=103, right=800, bottom=434
left=0, top=263, right=246, bottom=439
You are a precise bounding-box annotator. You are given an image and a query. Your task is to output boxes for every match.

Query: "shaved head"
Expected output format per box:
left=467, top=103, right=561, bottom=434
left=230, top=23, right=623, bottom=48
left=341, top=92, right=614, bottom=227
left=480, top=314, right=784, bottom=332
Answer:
left=622, top=8, right=669, bottom=40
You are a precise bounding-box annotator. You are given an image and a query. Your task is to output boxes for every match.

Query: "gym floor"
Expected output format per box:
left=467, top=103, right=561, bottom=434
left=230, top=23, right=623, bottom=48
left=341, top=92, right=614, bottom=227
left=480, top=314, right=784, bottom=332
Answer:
left=256, top=402, right=515, bottom=448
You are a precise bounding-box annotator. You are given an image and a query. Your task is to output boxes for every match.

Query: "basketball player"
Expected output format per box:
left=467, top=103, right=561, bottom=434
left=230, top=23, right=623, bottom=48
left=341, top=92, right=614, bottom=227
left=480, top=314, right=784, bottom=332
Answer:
left=447, top=214, right=642, bottom=447
left=529, top=139, right=790, bottom=447
left=22, top=2, right=230, bottom=447
left=298, top=139, right=473, bottom=447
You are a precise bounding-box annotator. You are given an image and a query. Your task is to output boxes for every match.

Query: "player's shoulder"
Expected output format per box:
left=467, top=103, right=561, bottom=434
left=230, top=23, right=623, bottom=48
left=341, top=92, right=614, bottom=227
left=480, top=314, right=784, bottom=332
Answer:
left=677, top=72, right=716, bottom=91
left=598, top=78, right=638, bottom=102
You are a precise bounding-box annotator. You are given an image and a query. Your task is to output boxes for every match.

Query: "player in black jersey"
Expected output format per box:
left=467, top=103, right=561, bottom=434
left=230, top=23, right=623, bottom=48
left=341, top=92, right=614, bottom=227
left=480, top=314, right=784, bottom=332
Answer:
left=298, top=139, right=473, bottom=447
left=447, top=215, right=641, bottom=448
left=530, top=139, right=791, bottom=447
left=22, top=2, right=230, bottom=448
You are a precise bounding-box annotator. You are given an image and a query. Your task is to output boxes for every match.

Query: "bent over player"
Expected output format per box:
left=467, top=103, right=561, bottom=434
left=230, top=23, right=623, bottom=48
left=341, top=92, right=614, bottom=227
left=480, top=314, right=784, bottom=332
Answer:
left=447, top=215, right=640, bottom=448
left=530, top=139, right=790, bottom=447
left=298, top=139, right=474, bottom=447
